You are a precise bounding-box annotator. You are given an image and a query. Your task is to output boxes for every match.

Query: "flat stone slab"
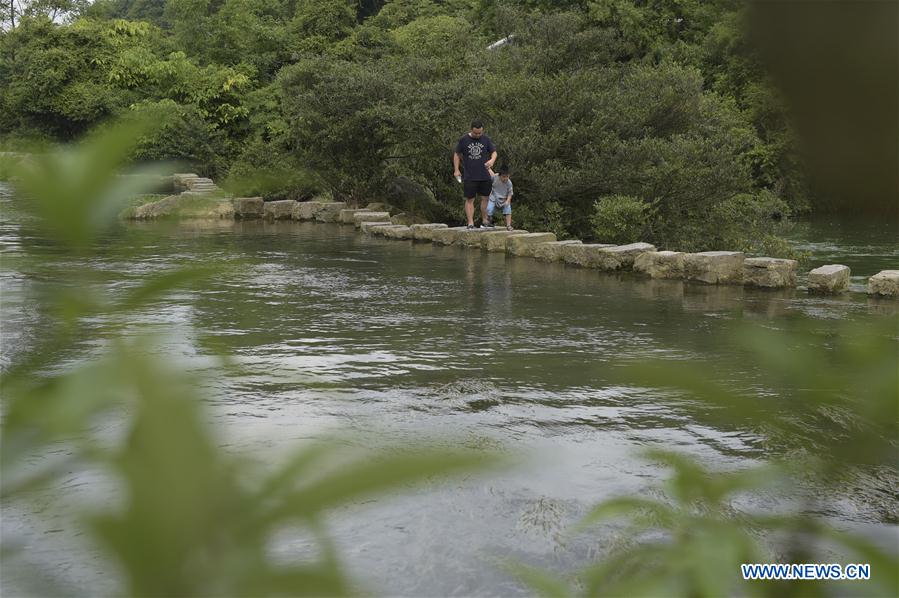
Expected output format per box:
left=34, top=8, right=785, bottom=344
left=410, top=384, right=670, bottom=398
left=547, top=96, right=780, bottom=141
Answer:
left=354, top=211, right=392, bottom=227
left=293, top=201, right=326, bottom=221
left=339, top=208, right=367, bottom=224
left=173, top=173, right=200, bottom=191
left=561, top=243, right=615, bottom=267
left=360, top=220, right=394, bottom=233
left=369, top=224, right=406, bottom=237
left=313, top=202, right=347, bottom=222
left=508, top=233, right=558, bottom=256
left=383, top=225, right=413, bottom=240
left=482, top=230, right=529, bottom=252
left=132, top=195, right=234, bottom=219
left=232, top=196, right=264, bottom=219
left=634, top=250, right=685, bottom=278
left=432, top=226, right=469, bottom=245
left=867, top=270, right=899, bottom=297
left=808, top=264, right=850, bottom=294
left=591, top=242, right=656, bottom=270
left=743, top=257, right=798, bottom=288
left=456, top=228, right=490, bottom=247
left=264, top=200, right=295, bottom=220
left=534, top=240, right=582, bottom=262
left=683, top=251, right=745, bottom=284
left=410, top=223, right=448, bottom=241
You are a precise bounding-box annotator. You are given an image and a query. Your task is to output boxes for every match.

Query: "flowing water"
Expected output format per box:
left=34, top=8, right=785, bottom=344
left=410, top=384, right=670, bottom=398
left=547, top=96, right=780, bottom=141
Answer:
left=1, top=186, right=897, bottom=595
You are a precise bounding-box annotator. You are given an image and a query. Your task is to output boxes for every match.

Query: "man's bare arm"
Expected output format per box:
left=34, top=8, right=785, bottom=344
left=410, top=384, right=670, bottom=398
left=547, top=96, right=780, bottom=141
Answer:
left=485, top=151, right=497, bottom=170
left=453, top=153, right=461, bottom=176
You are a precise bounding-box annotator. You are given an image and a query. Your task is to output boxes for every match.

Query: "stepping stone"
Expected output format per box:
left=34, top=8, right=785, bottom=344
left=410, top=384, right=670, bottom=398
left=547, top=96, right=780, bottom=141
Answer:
left=482, top=230, right=529, bottom=252
left=232, top=196, right=264, bottom=219
left=867, top=270, right=899, bottom=297
left=534, top=240, right=582, bottom=262
left=683, top=251, right=744, bottom=284
left=743, top=257, right=798, bottom=288
left=592, top=242, right=656, bottom=270
left=339, top=208, right=367, bottom=224
left=263, top=200, right=295, bottom=220
left=293, top=201, right=326, bottom=221
left=507, top=233, right=557, bottom=257
left=383, top=225, right=413, bottom=240
left=432, top=226, right=468, bottom=245
left=354, top=211, right=391, bottom=227
left=369, top=224, right=405, bottom=236
left=634, top=251, right=685, bottom=279
left=456, top=228, right=489, bottom=247
left=808, top=264, right=850, bottom=294
left=360, top=221, right=394, bottom=233
left=314, top=202, right=347, bottom=222
left=561, top=243, right=615, bottom=267
left=410, top=223, right=448, bottom=241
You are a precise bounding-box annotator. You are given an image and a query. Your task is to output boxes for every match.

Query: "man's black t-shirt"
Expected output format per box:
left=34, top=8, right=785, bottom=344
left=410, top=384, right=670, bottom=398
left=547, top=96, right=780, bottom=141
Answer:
left=455, top=134, right=495, bottom=181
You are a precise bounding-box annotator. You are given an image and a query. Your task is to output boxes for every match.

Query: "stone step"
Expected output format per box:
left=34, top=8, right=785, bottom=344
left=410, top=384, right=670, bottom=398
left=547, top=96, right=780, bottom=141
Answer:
left=507, top=233, right=557, bottom=257
left=868, top=270, right=899, bottom=297
left=683, top=251, right=744, bottom=285
left=808, top=264, right=850, bottom=294
left=360, top=220, right=393, bottom=233
left=409, top=223, right=448, bottom=241
left=353, top=211, right=391, bottom=227
left=743, top=257, right=798, bottom=288
left=482, top=230, right=529, bottom=252
left=534, top=240, right=581, bottom=262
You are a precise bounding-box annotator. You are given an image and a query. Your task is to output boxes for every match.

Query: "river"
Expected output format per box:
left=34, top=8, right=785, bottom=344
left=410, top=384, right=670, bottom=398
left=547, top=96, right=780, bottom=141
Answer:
left=1, top=186, right=896, bottom=595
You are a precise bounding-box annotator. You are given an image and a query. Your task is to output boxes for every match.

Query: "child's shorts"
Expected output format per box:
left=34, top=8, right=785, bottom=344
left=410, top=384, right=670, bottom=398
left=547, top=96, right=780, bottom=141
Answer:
left=487, top=198, right=512, bottom=216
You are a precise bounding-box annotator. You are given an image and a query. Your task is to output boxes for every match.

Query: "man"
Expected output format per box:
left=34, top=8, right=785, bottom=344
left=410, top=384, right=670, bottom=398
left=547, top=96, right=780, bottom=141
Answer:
left=453, top=120, right=497, bottom=229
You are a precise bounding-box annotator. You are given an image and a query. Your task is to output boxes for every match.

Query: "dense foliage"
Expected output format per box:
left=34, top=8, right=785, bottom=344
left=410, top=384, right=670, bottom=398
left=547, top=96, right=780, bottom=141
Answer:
left=1, top=0, right=812, bottom=251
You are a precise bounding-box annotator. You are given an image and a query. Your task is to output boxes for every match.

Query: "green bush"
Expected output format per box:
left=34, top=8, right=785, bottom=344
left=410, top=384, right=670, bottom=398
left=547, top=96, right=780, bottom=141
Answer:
left=590, top=195, right=648, bottom=244
left=516, top=201, right=569, bottom=238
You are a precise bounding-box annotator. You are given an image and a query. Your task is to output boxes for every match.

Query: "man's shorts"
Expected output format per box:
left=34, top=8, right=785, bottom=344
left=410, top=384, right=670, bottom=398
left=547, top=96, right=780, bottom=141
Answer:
left=487, top=198, right=512, bottom=216
left=463, top=179, right=492, bottom=199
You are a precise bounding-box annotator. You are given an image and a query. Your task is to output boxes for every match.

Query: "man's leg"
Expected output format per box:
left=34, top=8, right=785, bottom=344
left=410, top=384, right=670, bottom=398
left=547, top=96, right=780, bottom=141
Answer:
left=480, top=195, right=489, bottom=226
left=464, top=197, right=475, bottom=226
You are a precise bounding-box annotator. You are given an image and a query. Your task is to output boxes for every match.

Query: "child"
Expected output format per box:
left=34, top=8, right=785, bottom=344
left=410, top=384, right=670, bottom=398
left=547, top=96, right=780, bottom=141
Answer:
left=486, top=167, right=514, bottom=230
